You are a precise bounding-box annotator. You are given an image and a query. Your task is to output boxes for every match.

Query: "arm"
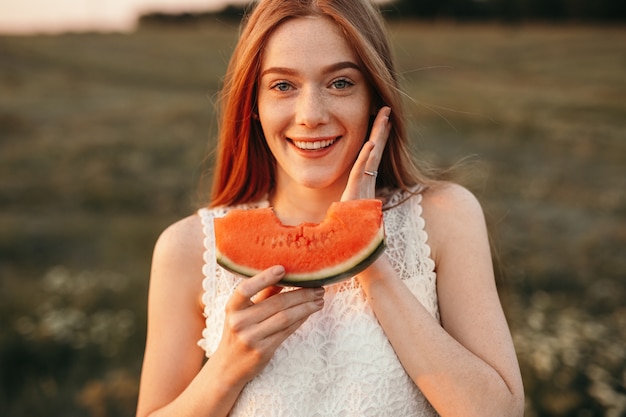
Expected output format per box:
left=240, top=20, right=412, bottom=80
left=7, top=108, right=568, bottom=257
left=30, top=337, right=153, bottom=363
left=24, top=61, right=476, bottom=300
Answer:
left=136, top=215, right=325, bottom=417
left=357, top=184, right=524, bottom=417
left=135, top=214, right=238, bottom=417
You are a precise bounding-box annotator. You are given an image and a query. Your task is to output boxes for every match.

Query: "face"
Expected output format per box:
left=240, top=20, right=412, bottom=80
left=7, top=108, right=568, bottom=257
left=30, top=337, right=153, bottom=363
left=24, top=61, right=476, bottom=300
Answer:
left=257, top=16, right=373, bottom=193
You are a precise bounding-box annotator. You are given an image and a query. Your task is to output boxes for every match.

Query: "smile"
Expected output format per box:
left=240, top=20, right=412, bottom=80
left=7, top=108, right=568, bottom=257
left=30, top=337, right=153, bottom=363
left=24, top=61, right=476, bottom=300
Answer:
left=291, top=137, right=339, bottom=150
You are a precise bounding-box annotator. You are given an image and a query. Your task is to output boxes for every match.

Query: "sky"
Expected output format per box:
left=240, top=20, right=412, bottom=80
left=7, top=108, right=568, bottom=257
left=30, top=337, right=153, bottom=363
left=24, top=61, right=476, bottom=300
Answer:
left=0, top=0, right=249, bottom=34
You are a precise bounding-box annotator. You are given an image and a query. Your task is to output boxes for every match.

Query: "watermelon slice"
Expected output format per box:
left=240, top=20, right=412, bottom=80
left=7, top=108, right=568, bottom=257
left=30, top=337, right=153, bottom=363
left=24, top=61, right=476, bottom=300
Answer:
left=214, top=199, right=386, bottom=287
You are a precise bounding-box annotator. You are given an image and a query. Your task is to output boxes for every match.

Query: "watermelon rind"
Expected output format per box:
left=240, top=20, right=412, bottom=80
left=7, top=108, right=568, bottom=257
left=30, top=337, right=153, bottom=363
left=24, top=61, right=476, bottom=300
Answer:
left=278, top=239, right=386, bottom=287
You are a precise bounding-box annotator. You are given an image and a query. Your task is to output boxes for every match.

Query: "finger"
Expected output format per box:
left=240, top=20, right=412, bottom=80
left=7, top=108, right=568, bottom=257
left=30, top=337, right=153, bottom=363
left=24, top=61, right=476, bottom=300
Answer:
left=251, top=285, right=283, bottom=304
left=364, top=106, right=391, bottom=173
left=250, top=287, right=324, bottom=326
left=249, top=288, right=325, bottom=343
left=258, top=286, right=324, bottom=317
left=341, top=107, right=392, bottom=201
left=341, top=141, right=374, bottom=201
left=353, top=106, right=391, bottom=177
left=228, top=265, right=285, bottom=310
left=260, top=314, right=312, bottom=352
left=349, top=140, right=375, bottom=185
left=341, top=140, right=376, bottom=201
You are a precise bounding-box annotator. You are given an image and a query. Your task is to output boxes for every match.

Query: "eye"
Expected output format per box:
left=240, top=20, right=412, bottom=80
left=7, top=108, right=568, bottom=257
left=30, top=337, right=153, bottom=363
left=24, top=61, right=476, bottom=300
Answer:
left=271, top=81, right=293, bottom=92
left=331, top=78, right=353, bottom=90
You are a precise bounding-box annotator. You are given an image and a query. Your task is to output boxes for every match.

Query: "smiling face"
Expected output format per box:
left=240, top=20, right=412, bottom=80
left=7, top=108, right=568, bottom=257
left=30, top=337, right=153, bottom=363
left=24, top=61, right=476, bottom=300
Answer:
left=257, top=16, right=373, bottom=196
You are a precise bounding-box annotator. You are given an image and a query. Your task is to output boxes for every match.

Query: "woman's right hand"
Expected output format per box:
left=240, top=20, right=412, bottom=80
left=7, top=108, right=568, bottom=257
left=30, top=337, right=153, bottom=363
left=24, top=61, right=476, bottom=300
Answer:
left=214, top=265, right=325, bottom=384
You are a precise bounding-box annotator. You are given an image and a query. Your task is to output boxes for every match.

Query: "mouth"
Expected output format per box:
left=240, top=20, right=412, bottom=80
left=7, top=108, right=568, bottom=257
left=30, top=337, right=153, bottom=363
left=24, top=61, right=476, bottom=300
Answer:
left=290, top=137, right=340, bottom=151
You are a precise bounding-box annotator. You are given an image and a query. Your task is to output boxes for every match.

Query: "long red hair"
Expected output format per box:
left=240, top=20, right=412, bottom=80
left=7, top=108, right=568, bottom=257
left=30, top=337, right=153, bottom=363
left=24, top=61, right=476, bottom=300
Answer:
left=210, top=0, right=432, bottom=208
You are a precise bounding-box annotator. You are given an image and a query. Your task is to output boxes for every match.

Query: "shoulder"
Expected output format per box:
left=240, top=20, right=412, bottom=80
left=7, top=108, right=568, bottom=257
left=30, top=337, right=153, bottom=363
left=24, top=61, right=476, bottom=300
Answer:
left=151, top=213, right=206, bottom=290
left=419, top=182, right=488, bottom=263
left=154, top=213, right=205, bottom=260
left=147, top=212, right=209, bottom=317
left=420, top=181, right=484, bottom=220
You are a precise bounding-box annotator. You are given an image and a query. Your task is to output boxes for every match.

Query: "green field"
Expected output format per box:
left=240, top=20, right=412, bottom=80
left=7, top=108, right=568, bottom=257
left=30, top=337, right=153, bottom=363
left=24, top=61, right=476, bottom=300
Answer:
left=1, top=22, right=625, bottom=416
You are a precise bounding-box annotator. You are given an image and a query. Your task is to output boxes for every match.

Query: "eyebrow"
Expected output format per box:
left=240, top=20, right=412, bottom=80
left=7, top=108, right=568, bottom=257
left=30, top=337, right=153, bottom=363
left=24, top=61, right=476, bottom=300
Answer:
left=259, top=61, right=362, bottom=78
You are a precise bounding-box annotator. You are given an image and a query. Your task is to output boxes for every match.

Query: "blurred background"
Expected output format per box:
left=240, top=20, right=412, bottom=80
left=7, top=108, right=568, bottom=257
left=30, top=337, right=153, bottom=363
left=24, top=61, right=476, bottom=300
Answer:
left=0, top=1, right=624, bottom=416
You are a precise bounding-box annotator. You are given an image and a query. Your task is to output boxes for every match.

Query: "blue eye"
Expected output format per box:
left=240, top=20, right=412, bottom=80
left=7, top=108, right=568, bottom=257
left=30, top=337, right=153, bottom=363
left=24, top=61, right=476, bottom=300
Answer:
left=332, top=78, right=353, bottom=89
left=272, top=82, right=292, bottom=92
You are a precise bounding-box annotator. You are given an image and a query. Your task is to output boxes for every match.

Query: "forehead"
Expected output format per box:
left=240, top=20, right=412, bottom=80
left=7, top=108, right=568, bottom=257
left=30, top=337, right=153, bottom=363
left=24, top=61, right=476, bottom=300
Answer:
left=261, top=16, right=359, bottom=69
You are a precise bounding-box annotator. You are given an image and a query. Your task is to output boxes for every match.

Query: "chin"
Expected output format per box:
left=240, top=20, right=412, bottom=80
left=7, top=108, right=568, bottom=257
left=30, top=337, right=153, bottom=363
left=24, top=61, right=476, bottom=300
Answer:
left=304, top=175, right=348, bottom=193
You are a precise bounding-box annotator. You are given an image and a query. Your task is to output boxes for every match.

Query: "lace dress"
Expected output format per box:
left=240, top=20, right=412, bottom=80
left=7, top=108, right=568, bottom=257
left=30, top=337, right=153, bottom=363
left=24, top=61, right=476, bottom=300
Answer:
left=197, top=188, right=440, bottom=417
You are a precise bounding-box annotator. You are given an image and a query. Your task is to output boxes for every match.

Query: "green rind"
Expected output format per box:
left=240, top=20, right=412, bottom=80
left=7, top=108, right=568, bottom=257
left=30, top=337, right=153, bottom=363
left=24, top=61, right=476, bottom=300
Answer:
left=216, top=239, right=386, bottom=288
left=279, top=239, right=386, bottom=287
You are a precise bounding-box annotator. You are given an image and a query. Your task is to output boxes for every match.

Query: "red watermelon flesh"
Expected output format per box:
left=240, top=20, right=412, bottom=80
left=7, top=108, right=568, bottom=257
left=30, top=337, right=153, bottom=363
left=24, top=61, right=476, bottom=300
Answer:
left=214, top=199, right=386, bottom=287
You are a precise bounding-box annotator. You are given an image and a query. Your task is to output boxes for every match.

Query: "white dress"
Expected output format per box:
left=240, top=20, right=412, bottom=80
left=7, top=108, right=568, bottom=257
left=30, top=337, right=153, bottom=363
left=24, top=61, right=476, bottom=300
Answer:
left=197, top=188, right=440, bottom=417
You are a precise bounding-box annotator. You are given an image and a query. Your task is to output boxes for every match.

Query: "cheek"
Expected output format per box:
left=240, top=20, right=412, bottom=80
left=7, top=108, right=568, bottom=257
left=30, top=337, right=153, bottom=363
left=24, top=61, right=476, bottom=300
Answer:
left=257, top=92, right=277, bottom=131
left=348, top=110, right=373, bottom=141
left=258, top=110, right=283, bottom=140
left=258, top=98, right=293, bottom=136
left=344, top=93, right=374, bottom=138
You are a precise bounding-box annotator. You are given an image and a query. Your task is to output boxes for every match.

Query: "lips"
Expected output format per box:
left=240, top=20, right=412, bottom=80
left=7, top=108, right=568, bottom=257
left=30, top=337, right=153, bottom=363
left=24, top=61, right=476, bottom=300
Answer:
left=290, top=137, right=339, bottom=150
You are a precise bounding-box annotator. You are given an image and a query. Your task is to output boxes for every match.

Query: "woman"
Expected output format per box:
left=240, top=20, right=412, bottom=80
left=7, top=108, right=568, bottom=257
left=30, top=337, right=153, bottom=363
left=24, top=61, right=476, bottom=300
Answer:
left=136, top=1, right=525, bottom=416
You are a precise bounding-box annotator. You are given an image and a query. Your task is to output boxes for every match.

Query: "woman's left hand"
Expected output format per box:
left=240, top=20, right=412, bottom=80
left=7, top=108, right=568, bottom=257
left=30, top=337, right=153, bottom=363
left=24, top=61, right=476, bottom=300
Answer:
left=341, top=106, right=391, bottom=201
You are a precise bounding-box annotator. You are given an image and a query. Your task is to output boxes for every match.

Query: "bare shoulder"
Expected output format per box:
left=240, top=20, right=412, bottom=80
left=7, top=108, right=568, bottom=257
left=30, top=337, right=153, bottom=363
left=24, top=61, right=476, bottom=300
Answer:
left=152, top=213, right=206, bottom=286
left=155, top=214, right=204, bottom=255
left=420, top=181, right=484, bottom=218
left=155, top=213, right=204, bottom=254
left=419, top=182, right=488, bottom=262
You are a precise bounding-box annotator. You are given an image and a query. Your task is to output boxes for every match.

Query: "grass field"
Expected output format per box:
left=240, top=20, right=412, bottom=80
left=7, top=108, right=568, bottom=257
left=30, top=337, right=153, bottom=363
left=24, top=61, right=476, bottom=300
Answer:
left=1, top=21, right=625, bottom=416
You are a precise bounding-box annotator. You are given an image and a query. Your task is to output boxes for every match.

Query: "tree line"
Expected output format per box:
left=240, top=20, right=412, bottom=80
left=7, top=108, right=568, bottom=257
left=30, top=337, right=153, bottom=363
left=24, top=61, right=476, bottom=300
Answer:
left=138, top=0, right=626, bottom=27
left=383, top=0, right=626, bottom=21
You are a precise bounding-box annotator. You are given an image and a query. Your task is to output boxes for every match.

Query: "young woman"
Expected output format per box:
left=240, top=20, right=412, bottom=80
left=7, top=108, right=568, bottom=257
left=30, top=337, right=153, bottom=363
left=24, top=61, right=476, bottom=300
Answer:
left=136, top=1, right=525, bottom=416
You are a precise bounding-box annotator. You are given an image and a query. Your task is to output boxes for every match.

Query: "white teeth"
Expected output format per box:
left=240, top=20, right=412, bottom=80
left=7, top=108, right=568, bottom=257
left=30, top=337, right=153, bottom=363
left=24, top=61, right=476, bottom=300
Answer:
left=293, top=138, right=336, bottom=150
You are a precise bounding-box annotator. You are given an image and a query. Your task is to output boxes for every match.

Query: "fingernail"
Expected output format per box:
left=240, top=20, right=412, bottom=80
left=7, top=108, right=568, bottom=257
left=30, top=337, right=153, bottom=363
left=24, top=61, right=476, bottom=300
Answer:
left=272, top=265, right=285, bottom=275
left=314, top=297, right=325, bottom=307
left=314, top=287, right=325, bottom=297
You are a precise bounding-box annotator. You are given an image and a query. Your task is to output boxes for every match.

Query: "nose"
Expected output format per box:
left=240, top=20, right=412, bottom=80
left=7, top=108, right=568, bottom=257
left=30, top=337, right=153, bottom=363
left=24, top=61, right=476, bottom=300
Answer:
left=295, top=86, right=329, bottom=128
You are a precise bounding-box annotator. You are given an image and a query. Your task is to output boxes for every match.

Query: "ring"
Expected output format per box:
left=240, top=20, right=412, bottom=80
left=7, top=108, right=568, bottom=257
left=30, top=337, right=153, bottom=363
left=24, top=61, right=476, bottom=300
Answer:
left=363, top=170, right=378, bottom=177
